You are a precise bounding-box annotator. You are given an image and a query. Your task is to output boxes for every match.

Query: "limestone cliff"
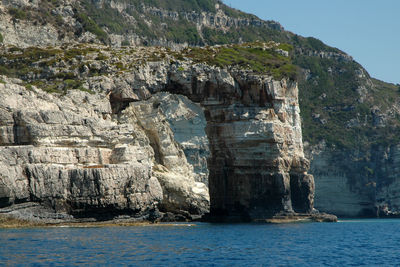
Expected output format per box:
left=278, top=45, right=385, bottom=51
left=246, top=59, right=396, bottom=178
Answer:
left=308, top=143, right=400, bottom=218
left=165, top=62, right=314, bottom=220
left=298, top=54, right=400, bottom=218
left=0, top=0, right=282, bottom=48
left=2, top=1, right=399, bottom=221
left=0, top=75, right=208, bottom=222
left=0, top=42, right=319, bottom=222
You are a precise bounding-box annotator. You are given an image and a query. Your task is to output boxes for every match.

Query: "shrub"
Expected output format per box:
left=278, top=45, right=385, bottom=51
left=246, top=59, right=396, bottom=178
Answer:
left=75, top=12, right=108, bottom=43
left=8, top=7, right=27, bottom=20
left=186, top=43, right=297, bottom=80
left=95, top=53, right=108, bottom=60
left=25, top=84, right=33, bottom=90
left=121, top=40, right=130, bottom=47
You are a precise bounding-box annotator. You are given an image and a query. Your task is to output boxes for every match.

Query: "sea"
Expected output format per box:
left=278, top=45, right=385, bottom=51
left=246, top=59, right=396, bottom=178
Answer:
left=1, top=219, right=399, bottom=266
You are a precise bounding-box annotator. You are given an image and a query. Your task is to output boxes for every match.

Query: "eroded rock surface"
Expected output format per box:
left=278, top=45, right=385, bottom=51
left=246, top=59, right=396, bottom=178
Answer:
left=0, top=75, right=208, bottom=222
left=310, top=143, right=400, bottom=218
left=0, top=50, right=315, bottom=222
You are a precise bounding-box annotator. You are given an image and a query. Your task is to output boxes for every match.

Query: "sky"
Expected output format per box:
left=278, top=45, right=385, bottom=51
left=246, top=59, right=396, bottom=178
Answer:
left=222, top=0, right=400, bottom=84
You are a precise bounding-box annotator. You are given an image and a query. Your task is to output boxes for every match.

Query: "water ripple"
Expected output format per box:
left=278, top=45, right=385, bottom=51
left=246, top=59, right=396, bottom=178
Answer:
left=1, top=220, right=400, bottom=266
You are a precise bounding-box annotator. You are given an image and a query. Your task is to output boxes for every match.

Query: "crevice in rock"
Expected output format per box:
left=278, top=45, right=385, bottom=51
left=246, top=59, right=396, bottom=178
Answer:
left=12, top=115, right=33, bottom=145
left=109, top=93, right=135, bottom=114
left=144, top=129, right=164, bottom=166
left=24, top=167, right=39, bottom=204
left=290, top=173, right=313, bottom=214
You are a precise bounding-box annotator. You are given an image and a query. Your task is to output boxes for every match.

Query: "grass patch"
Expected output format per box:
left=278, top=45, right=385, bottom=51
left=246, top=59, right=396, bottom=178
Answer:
left=25, top=84, right=33, bottom=90
left=185, top=42, right=297, bottom=80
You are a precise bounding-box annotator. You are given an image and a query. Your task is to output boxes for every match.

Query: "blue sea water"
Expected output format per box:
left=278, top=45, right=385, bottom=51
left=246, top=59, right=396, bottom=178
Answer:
left=1, top=219, right=400, bottom=266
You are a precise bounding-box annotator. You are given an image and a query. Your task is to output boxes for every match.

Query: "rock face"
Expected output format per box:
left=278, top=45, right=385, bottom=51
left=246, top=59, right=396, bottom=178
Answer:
left=153, top=93, right=210, bottom=185
left=0, top=0, right=79, bottom=47
left=309, top=147, right=376, bottom=217
left=311, top=144, right=400, bottom=217
left=1, top=0, right=398, bottom=222
left=0, top=49, right=314, bottom=222
left=0, top=0, right=283, bottom=48
left=163, top=63, right=314, bottom=220
left=375, top=145, right=400, bottom=216
left=124, top=96, right=209, bottom=218
left=0, top=77, right=160, bottom=221
left=0, top=75, right=208, bottom=222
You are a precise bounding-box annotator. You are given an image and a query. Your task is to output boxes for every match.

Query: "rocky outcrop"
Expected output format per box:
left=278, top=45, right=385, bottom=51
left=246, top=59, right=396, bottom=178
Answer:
left=0, top=0, right=80, bottom=47
left=375, top=145, right=400, bottom=216
left=0, top=75, right=208, bottom=222
left=2, top=0, right=398, bottom=223
left=309, top=146, right=376, bottom=217
left=309, top=142, right=400, bottom=218
left=163, top=62, right=314, bottom=220
left=153, top=93, right=210, bottom=185
left=0, top=43, right=317, bottom=222
left=124, top=97, right=209, bottom=218
left=0, top=0, right=283, bottom=48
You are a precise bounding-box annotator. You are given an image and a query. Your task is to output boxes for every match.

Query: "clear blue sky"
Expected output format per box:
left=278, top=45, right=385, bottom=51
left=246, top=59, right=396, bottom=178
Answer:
left=222, top=0, right=400, bottom=84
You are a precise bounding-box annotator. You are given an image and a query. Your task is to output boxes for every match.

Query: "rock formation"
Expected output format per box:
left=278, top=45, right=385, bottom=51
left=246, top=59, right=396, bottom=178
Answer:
left=0, top=74, right=208, bottom=222
left=164, top=63, right=315, bottom=220
left=310, top=143, right=400, bottom=218
left=0, top=42, right=322, bottom=222
left=0, top=0, right=282, bottom=48
left=1, top=0, right=399, bottom=221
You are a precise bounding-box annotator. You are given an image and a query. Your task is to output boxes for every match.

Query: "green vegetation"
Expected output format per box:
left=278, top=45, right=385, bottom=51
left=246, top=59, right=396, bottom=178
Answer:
left=201, top=26, right=288, bottom=46
left=295, top=55, right=362, bottom=148
left=124, top=0, right=216, bottom=12
left=0, top=41, right=297, bottom=97
left=63, top=46, right=99, bottom=59
left=95, top=53, right=109, bottom=60
left=79, top=0, right=205, bottom=45
left=0, top=47, right=60, bottom=77
left=2, top=0, right=399, bottom=153
left=64, top=79, right=93, bottom=93
left=80, top=2, right=126, bottom=35
left=74, top=0, right=288, bottom=46
left=30, top=79, right=93, bottom=95
left=121, top=40, right=130, bottom=47
left=0, top=32, right=3, bottom=43
left=8, top=7, right=27, bottom=20
left=295, top=53, right=400, bottom=149
left=220, top=4, right=255, bottom=18
left=370, top=78, right=400, bottom=110
left=166, top=24, right=202, bottom=45
left=0, top=45, right=102, bottom=95
left=75, top=12, right=109, bottom=43
left=301, top=37, right=340, bottom=53
left=185, top=43, right=297, bottom=80
left=24, top=84, right=33, bottom=91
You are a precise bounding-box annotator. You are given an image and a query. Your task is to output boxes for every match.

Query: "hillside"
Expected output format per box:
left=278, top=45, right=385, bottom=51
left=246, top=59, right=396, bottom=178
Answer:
left=1, top=0, right=400, bottom=217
